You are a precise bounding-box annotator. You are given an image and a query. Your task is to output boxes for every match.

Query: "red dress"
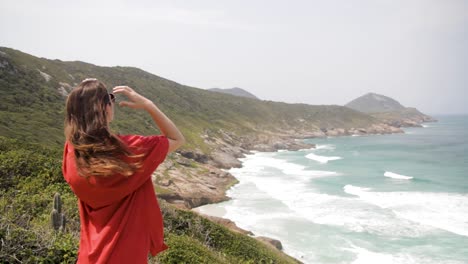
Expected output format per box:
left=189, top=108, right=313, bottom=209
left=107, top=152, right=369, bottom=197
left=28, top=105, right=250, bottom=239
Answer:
left=62, top=135, right=169, bottom=264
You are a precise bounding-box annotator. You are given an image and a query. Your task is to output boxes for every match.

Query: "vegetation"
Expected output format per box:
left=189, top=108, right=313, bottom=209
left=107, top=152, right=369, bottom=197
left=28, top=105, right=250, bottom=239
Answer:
left=0, top=46, right=380, bottom=154
left=0, top=136, right=298, bottom=263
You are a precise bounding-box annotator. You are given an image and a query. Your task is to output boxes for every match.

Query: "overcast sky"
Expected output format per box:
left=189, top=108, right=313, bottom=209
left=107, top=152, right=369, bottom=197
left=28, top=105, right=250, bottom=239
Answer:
left=1, top=0, right=467, bottom=114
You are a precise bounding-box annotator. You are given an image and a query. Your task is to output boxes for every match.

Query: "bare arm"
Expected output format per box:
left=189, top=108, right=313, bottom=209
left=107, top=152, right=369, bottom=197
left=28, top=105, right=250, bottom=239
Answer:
left=113, top=86, right=185, bottom=153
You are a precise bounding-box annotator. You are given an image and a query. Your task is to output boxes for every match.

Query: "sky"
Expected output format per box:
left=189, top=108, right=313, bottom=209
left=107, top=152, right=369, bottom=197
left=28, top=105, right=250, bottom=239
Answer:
left=1, top=0, right=467, bottom=114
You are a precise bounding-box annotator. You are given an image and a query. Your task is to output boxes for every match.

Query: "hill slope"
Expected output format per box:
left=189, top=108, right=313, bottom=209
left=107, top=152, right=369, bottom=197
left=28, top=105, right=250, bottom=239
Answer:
left=208, top=87, right=259, bottom=99
left=0, top=136, right=299, bottom=263
left=345, top=92, right=436, bottom=127
left=345, top=92, right=405, bottom=113
left=0, top=47, right=398, bottom=151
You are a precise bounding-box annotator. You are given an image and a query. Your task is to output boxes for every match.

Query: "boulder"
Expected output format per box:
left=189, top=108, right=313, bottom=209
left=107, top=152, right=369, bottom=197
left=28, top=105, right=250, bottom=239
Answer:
left=209, top=151, right=242, bottom=169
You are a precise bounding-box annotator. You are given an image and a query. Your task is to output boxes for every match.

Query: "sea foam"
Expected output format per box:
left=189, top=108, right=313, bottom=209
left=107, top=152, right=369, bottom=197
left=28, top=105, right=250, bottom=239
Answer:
left=343, top=185, right=468, bottom=237
left=231, top=154, right=338, bottom=178
left=305, top=153, right=342, bottom=163
left=315, top=144, right=336, bottom=150
left=384, top=171, right=413, bottom=180
left=343, top=244, right=461, bottom=264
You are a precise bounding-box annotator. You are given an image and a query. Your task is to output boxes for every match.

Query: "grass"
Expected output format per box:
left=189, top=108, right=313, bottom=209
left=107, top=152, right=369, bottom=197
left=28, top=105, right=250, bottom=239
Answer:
left=0, top=136, right=299, bottom=263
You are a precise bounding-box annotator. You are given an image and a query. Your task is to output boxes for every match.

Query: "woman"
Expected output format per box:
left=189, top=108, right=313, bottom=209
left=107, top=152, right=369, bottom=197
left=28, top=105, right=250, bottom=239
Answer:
left=62, top=78, right=185, bottom=263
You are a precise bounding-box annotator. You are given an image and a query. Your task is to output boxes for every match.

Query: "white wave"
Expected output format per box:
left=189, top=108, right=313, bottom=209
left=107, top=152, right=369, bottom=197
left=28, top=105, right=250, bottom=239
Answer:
left=230, top=153, right=464, bottom=238
left=231, top=154, right=439, bottom=237
left=384, top=171, right=413, bottom=180
left=344, top=185, right=468, bottom=237
left=305, top=153, right=342, bottom=163
left=245, top=181, right=434, bottom=237
left=298, top=148, right=312, bottom=151
left=315, top=144, right=336, bottom=150
left=230, top=154, right=338, bottom=179
left=347, top=245, right=411, bottom=264
left=344, top=185, right=372, bottom=194
left=345, top=244, right=467, bottom=264
left=277, top=149, right=288, bottom=152
left=224, top=204, right=293, bottom=226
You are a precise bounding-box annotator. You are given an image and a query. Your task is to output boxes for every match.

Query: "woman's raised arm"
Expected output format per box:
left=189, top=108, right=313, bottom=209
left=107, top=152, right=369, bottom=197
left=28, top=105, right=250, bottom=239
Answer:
left=113, top=86, right=185, bottom=153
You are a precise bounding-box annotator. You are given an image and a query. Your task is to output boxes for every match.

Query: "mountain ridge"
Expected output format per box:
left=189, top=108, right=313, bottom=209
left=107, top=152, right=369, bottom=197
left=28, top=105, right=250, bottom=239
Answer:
left=208, top=87, right=259, bottom=99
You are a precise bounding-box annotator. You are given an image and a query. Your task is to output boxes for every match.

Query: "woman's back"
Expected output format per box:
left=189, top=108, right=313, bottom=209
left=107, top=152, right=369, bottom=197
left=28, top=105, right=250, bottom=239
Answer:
left=62, top=79, right=184, bottom=263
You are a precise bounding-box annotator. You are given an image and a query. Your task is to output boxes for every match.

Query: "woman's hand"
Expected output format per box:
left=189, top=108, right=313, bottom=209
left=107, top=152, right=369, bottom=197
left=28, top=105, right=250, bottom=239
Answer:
left=113, top=85, right=185, bottom=153
left=112, top=86, right=152, bottom=109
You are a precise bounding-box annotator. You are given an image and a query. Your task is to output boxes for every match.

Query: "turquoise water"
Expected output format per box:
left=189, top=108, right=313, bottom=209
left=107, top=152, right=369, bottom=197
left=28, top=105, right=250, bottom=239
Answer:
left=195, top=116, right=468, bottom=263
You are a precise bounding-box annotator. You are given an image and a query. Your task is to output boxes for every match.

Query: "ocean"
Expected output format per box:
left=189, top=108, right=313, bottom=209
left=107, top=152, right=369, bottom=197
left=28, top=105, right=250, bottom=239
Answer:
left=194, top=115, right=468, bottom=264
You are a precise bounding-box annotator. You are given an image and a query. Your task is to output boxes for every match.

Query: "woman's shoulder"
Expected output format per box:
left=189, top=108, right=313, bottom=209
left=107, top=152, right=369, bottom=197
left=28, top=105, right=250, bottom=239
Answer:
left=118, top=134, right=167, bottom=148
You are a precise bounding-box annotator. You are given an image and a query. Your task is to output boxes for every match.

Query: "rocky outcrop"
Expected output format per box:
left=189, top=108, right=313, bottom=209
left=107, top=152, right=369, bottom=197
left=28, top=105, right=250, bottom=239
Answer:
left=195, top=213, right=296, bottom=259
left=257, top=236, right=283, bottom=250
left=372, top=109, right=437, bottom=128
left=317, top=123, right=403, bottom=137
left=209, top=151, right=243, bottom=169
left=178, top=149, right=209, bottom=164
left=153, top=122, right=405, bottom=210
left=57, top=82, right=73, bottom=97
left=198, top=214, right=254, bottom=235
left=152, top=153, right=238, bottom=209
left=37, top=69, right=52, bottom=82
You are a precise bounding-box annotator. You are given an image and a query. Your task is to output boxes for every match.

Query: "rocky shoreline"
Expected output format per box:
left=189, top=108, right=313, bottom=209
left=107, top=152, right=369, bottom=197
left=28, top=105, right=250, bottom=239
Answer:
left=152, top=122, right=405, bottom=209
left=150, top=122, right=414, bottom=258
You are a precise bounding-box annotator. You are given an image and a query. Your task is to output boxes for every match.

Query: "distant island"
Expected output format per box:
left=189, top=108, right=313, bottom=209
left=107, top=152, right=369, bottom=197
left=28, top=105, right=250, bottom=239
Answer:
left=208, top=87, right=259, bottom=100
left=345, top=92, right=436, bottom=127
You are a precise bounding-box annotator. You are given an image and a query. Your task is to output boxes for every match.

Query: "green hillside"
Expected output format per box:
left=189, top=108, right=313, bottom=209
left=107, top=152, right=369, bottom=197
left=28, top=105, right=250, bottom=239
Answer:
left=0, top=136, right=299, bottom=263
left=0, top=47, right=381, bottom=154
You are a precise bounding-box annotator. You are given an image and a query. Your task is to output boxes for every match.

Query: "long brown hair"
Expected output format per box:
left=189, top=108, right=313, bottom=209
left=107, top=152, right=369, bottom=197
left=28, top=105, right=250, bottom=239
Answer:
left=64, top=79, right=140, bottom=178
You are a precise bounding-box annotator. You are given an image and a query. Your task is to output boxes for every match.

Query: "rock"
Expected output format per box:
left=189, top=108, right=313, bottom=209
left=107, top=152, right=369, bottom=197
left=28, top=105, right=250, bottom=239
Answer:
left=209, top=151, right=242, bottom=169
left=57, top=82, right=73, bottom=97
left=296, top=130, right=326, bottom=138
left=273, top=142, right=287, bottom=150
left=251, top=144, right=276, bottom=152
left=198, top=214, right=254, bottom=235
left=175, top=156, right=192, bottom=167
left=153, top=161, right=238, bottom=209
left=322, top=128, right=347, bottom=137
left=159, top=179, right=173, bottom=187
left=37, top=69, right=52, bottom=82
left=178, top=149, right=209, bottom=164
left=256, top=236, right=283, bottom=250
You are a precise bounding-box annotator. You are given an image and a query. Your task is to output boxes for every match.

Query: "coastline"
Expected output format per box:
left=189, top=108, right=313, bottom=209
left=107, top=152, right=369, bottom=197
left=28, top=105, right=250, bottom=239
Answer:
left=193, top=121, right=441, bottom=259
left=153, top=120, right=435, bottom=260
